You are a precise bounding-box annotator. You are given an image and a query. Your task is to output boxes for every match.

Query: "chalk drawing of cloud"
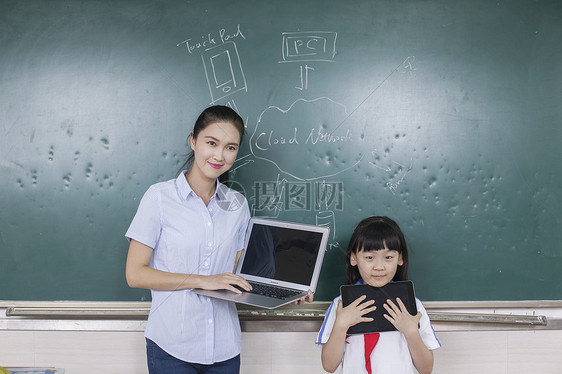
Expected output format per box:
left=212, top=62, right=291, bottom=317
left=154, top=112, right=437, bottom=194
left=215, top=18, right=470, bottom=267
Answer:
left=249, top=97, right=363, bottom=181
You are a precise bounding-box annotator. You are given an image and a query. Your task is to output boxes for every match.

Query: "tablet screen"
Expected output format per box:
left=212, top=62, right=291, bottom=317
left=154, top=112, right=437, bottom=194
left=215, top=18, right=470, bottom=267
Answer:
left=340, top=281, right=417, bottom=334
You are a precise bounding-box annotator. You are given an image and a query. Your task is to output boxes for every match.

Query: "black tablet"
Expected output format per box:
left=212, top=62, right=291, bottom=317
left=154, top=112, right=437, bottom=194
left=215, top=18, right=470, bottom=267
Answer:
left=340, top=281, right=417, bottom=334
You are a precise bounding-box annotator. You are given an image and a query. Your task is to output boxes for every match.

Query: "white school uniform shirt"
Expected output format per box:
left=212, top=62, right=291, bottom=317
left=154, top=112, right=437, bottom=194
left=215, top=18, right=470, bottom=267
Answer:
left=316, top=283, right=441, bottom=374
left=125, top=171, right=250, bottom=364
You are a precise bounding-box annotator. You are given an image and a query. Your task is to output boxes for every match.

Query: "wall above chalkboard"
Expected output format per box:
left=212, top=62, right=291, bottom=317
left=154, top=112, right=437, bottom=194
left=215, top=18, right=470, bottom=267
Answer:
left=1, top=0, right=561, bottom=301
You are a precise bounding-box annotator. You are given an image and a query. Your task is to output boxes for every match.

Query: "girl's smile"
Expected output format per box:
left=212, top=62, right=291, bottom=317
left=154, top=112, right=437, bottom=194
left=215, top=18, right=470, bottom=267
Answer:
left=350, top=245, right=403, bottom=288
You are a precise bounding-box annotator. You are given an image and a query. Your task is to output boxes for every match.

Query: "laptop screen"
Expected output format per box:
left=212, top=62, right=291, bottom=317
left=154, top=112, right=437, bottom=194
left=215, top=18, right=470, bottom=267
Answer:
left=240, top=222, right=324, bottom=285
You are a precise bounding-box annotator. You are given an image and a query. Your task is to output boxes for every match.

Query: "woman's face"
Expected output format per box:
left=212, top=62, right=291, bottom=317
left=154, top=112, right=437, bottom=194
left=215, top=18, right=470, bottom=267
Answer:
left=190, top=121, right=241, bottom=182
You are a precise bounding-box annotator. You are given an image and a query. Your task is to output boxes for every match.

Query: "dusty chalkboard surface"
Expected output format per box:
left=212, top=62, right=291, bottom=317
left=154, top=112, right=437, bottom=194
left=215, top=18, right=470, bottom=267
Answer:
left=1, top=0, right=560, bottom=301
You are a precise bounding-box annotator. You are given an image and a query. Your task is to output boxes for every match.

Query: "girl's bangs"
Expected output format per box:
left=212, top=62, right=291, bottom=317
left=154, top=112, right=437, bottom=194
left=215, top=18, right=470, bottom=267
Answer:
left=358, top=224, right=402, bottom=253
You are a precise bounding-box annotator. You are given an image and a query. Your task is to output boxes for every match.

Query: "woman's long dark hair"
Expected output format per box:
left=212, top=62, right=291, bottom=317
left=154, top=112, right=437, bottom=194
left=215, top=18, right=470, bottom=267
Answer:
left=179, top=105, right=245, bottom=186
left=345, top=216, right=409, bottom=285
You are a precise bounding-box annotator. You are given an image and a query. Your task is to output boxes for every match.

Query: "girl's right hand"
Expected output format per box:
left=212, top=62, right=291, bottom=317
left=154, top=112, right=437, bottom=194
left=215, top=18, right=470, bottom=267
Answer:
left=334, top=295, right=376, bottom=330
left=202, top=273, right=252, bottom=294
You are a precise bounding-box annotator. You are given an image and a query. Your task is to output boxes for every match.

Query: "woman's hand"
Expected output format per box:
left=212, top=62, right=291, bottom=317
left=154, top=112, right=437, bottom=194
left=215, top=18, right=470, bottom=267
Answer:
left=334, top=295, right=376, bottom=330
left=202, top=273, right=252, bottom=294
left=383, top=297, right=422, bottom=338
left=293, top=289, right=314, bottom=305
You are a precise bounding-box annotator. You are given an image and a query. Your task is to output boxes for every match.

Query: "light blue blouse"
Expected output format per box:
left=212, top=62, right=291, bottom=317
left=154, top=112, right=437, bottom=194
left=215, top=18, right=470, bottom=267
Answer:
left=126, top=171, right=250, bottom=364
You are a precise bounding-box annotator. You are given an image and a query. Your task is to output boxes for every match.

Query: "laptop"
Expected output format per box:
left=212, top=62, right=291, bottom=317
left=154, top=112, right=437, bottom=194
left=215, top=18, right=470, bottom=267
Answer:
left=340, top=281, right=417, bottom=334
left=192, top=217, right=330, bottom=309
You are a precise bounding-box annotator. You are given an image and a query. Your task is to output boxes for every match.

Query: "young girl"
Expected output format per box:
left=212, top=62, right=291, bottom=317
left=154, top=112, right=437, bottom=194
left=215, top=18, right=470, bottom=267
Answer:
left=316, top=216, right=441, bottom=374
left=125, top=105, right=252, bottom=373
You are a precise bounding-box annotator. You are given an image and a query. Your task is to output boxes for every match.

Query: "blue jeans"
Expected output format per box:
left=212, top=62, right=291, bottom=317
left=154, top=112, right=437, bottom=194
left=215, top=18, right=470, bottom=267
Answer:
left=146, top=338, right=240, bottom=374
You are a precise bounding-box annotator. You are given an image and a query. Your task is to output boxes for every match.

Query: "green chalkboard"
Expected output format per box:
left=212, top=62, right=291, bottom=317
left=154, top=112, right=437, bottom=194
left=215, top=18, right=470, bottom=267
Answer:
left=1, top=0, right=561, bottom=301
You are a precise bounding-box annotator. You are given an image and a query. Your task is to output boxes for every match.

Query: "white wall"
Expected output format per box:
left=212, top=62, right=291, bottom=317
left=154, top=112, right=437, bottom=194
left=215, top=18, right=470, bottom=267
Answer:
left=1, top=301, right=562, bottom=374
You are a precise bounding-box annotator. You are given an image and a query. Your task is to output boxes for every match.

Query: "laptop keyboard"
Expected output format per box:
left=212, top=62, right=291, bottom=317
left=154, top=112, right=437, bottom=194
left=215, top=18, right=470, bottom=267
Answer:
left=237, top=282, right=302, bottom=300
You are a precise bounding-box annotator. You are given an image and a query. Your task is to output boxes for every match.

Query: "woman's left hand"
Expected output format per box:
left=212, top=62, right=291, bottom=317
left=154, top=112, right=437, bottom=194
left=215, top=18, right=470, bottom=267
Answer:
left=293, top=289, right=314, bottom=305
left=383, top=297, right=422, bottom=337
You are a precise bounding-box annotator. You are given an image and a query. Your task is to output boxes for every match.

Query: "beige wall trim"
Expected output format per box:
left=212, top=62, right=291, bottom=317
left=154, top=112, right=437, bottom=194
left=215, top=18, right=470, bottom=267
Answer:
left=2, top=300, right=561, bottom=332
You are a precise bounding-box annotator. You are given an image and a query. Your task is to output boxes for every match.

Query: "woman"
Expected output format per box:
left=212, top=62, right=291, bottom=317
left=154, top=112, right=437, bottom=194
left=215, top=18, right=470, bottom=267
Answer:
left=125, top=105, right=253, bottom=373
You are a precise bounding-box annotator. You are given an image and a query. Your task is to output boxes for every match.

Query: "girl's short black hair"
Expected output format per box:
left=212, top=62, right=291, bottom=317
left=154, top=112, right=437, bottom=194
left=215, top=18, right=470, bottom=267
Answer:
left=345, top=216, right=409, bottom=285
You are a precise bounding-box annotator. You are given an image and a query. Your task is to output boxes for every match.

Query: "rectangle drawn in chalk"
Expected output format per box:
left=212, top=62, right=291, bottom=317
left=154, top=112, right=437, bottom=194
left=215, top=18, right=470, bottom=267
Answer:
left=280, top=31, right=337, bottom=63
left=202, top=42, right=247, bottom=103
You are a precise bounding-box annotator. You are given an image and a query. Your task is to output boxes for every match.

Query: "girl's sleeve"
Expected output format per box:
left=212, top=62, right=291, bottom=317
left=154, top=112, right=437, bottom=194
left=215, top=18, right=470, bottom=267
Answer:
left=416, top=299, right=442, bottom=350
left=125, top=186, right=161, bottom=249
left=316, top=296, right=341, bottom=344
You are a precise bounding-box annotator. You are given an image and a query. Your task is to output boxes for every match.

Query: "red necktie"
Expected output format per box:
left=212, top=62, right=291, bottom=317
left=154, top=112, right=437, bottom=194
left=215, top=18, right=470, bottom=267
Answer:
left=364, top=333, right=380, bottom=374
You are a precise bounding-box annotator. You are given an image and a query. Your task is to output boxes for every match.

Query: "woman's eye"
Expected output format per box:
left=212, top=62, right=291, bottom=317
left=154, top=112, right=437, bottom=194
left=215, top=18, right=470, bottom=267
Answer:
left=207, top=141, right=216, bottom=146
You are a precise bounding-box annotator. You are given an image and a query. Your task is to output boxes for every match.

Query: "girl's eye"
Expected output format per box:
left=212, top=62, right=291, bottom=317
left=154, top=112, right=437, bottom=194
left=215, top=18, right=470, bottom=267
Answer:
left=365, top=256, right=373, bottom=260
left=227, top=146, right=238, bottom=151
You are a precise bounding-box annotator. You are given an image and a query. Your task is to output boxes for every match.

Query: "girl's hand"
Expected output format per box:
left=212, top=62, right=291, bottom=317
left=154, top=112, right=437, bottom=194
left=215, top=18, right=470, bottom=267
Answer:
left=334, top=295, right=376, bottom=330
left=383, top=297, right=422, bottom=337
left=202, top=273, right=252, bottom=294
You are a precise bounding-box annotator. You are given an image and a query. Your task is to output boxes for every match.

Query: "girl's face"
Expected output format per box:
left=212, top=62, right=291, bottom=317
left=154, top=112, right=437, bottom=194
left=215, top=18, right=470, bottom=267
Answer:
left=350, top=243, right=403, bottom=287
left=190, top=121, right=240, bottom=182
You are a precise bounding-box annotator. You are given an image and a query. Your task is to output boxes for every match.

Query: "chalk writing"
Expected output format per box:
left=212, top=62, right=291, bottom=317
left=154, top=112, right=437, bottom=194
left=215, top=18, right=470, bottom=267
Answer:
left=253, top=127, right=351, bottom=151
left=177, top=25, right=248, bottom=104
left=177, top=24, right=246, bottom=54
left=296, top=64, right=315, bottom=90
left=279, top=31, right=337, bottom=63
left=386, top=161, right=412, bottom=194
left=370, top=150, right=413, bottom=194
left=254, top=128, right=299, bottom=151
left=250, top=97, right=363, bottom=181
left=402, top=56, right=416, bottom=76
left=305, top=127, right=351, bottom=145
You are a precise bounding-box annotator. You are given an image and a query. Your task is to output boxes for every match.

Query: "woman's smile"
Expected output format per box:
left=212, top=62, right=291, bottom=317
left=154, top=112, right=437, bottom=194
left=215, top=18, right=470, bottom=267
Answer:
left=189, top=121, right=240, bottom=182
